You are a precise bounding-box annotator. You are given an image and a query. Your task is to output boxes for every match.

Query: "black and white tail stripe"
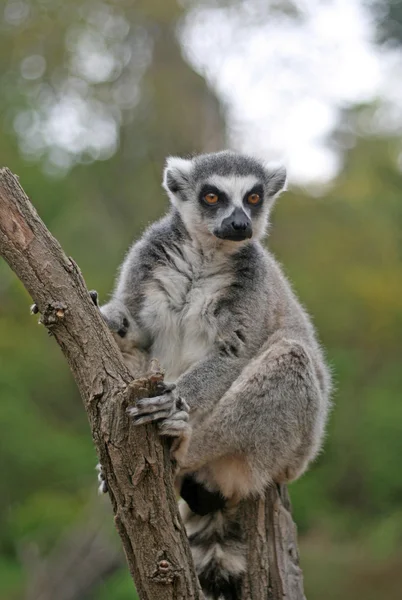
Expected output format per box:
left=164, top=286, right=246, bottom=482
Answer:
left=180, top=475, right=246, bottom=600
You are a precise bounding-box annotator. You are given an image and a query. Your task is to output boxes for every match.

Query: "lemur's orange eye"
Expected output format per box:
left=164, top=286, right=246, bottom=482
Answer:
left=204, top=193, right=219, bottom=205
left=248, top=193, right=260, bottom=205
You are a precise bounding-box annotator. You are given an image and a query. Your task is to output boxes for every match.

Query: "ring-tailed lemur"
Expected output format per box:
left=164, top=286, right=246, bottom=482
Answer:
left=97, top=151, right=331, bottom=600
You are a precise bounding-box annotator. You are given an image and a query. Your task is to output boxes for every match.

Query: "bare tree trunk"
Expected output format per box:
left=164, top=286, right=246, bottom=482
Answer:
left=0, top=167, right=306, bottom=600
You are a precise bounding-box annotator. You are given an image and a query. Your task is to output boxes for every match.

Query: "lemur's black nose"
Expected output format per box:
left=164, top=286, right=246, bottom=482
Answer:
left=215, top=208, right=252, bottom=241
left=231, top=219, right=248, bottom=231
left=230, top=208, right=251, bottom=236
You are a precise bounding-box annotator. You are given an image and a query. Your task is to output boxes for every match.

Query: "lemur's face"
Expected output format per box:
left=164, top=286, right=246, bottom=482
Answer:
left=163, top=151, right=287, bottom=245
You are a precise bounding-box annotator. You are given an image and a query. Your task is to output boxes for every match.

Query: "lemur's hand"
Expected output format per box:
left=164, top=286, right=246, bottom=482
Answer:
left=91, top=290, right=132, bottom=340
left=128, top=386, right=190, bottom=433
left=128, top=389, right=191, bottom=464
left=127, top=385, right=188, bottom=430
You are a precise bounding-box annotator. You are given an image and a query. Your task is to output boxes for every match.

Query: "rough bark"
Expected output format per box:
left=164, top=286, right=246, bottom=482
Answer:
left=0, top=167, right=306, bottom=600
left=240, top=486, right=306, bottom=600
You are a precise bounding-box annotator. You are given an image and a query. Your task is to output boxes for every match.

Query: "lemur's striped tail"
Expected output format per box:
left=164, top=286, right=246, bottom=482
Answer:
left=180, top=475, right=246, bottom=600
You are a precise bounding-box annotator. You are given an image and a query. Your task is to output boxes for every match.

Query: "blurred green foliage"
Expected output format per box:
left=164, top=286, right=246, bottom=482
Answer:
left=1, top=1, right=402, bottom=599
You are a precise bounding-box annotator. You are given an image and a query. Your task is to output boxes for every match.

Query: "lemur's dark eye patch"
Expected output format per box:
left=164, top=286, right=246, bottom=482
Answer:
left=198, top=184, right=228, bottom=208
left=243, top=184, right=264, bottom=208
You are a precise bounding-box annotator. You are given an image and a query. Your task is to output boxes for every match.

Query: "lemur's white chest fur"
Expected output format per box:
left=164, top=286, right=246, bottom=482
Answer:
left=140, top=241, right=233, bottom=381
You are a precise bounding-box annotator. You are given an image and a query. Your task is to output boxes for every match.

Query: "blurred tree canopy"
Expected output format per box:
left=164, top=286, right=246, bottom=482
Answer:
left=1, top=1, right=402, bottom=599
left=370, top=0, right=402, bottom=46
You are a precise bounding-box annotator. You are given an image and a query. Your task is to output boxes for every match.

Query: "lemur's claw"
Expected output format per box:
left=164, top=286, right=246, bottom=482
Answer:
left=89, top=290, right=99, bottom=307
left=30, top=303, right=39, bottom=314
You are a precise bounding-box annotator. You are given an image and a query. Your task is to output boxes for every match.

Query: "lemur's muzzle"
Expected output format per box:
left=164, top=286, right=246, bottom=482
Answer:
left=214, top=208, right=252, bottom=241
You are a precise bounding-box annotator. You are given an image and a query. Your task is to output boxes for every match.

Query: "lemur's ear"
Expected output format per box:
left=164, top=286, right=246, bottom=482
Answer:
left=163, top=157, right=193, bottom=198
left=265, top=165, right=287, bottom=198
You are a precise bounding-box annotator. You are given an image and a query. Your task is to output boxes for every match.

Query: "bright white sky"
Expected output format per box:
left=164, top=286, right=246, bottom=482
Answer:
left=11, top=0, right=402, bottom=183
left=181, top=0, right=391, bottom=184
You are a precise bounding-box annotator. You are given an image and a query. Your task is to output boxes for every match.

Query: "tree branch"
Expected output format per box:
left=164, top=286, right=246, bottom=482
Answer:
left=0, top=167, right=202, bottom=600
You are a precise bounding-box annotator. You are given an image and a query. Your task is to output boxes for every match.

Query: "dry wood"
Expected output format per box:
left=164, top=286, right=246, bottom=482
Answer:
left=0, top=166, right=306, bottom=600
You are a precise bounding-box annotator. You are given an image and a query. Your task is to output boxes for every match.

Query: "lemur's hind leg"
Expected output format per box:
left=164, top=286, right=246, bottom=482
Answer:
left=182, top=338, right=326, bottom=501
left=175, top=340, right=325, bottom=600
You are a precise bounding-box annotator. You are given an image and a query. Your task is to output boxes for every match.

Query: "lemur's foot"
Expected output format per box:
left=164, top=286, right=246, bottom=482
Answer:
left=96, top=463, right=108, bottom=494
left=128, top=390, right=190, bottom=436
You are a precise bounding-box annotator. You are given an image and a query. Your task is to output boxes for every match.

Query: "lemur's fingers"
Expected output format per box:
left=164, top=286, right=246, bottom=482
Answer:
left=89, top=290, right=99, bottom=307
left=128, top=392, right=189, bottom=435
left=159, top=412, right=191, bottom=437
left=130, top=409, right=172, bottom=425
left=129, top=394, right=174, bottom=415
left=96, top=463, right=108, bottom=495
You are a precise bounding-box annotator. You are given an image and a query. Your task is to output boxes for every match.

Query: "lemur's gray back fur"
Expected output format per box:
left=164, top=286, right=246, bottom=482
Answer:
left=100, top=151, right=331, bottom=600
